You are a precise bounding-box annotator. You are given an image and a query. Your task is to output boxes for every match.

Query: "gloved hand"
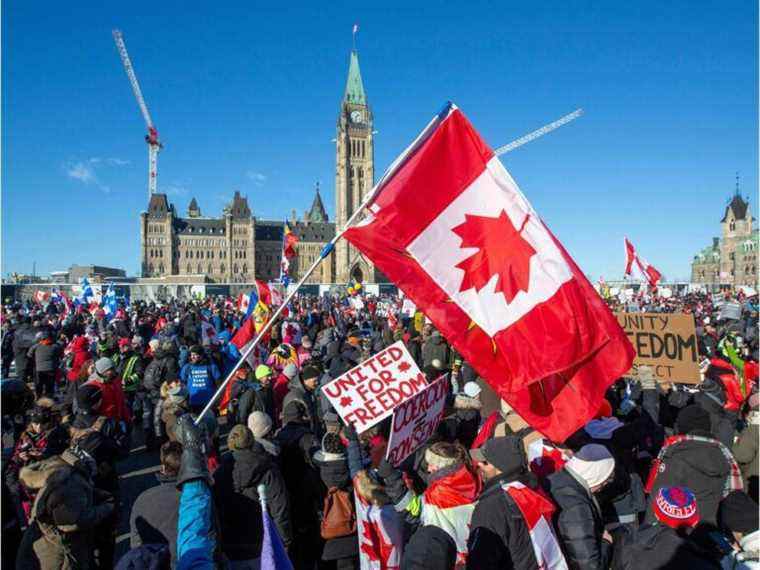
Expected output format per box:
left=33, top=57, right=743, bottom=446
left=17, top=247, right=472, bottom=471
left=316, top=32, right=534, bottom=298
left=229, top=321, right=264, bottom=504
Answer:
left=343, top=421, right=359, bottom=442
left=175, top=415, right=211, bottom=488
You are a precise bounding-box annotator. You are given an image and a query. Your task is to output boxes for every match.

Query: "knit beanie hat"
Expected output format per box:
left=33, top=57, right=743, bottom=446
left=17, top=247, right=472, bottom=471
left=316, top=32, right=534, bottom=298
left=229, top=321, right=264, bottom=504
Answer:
left=653, top=486, right=700, bottom=529
left=675, top=404, right=711, bottom=435
left=228, top=425, right=254, bottom=451
left=247, top=411, right=273, bottom=438
left=718, top=490, right=759, bottom=534
left=302, top=365, right=321, bottom=381
left=95, top=357, right=115, bottom=377
left=566, top=444, right=615, bottom=488
left=255, top=364, right=273, bottom=380
left=76, top=384, right=103, bottom=414
left=283, top=363, right=298, bottom=380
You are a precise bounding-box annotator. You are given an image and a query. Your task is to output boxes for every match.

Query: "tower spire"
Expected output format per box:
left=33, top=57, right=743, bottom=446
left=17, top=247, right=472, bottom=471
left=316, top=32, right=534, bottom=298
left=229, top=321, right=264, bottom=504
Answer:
left=344, top=36, right=366, bottom=105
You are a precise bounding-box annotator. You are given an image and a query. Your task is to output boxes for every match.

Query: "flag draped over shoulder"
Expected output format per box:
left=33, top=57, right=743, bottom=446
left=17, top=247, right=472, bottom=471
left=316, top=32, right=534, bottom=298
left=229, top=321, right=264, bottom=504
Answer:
left=343, top=103, right=634, bottom=442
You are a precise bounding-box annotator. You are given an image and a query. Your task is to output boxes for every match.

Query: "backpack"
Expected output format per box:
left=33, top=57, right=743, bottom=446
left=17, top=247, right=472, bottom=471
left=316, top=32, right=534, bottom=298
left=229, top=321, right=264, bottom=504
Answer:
left=320, top=486, right=356, bottom=539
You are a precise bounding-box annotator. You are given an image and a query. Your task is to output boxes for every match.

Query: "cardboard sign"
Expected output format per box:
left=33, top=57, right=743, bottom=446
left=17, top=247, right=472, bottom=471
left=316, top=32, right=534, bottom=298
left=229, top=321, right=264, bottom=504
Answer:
left=719, top=302, right=742, bottom=321
left=386, top=375, right=448, bottom=466
left=321, top=340, right=427, bottom=432
left=615, top=313, right=700, bottom=384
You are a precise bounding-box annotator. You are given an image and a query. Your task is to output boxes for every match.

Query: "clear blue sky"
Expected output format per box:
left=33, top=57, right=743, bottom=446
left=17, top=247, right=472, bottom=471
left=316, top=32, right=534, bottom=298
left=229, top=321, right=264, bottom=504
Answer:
left=2, top=1, right=757, bottom=281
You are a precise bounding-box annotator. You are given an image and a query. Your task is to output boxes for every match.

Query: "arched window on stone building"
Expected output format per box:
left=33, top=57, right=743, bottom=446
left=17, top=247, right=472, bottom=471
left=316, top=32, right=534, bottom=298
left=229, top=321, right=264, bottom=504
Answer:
left=242, top=264, right=247, bottom=275
left=208, top=263, right=213, bottom=274
left=187, top=263, right=192, bottom=274
left=148, top=264, right=154, bottom=274
left=233, top=264, right=238, bottom=275
left=159, top=264, right=164, bottom=273
left=197, top=263, right=202, bottom=274
left=220, top=264, right=225, bottom=274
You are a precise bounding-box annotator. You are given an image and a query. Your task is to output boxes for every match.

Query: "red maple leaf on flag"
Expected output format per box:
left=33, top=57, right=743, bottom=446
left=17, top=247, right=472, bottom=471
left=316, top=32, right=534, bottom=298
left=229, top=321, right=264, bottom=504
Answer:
left=360, top=515, right=397, bottom=569
left=339, top=396, right=353, bottom=407
left=452, top=210, right=536, bottom=303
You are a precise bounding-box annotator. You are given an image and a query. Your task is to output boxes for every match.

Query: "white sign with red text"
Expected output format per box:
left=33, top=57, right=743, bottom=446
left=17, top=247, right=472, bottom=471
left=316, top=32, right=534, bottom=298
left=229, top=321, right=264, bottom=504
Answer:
left=386, top=375, right=449, bottom=466
left=321, top=340, right=427, bottom=433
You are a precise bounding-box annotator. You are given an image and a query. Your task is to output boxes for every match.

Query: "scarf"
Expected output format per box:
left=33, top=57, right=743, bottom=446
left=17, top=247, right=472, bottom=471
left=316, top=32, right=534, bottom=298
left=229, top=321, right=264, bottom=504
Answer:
left=645, top=434, right=744, bottom=496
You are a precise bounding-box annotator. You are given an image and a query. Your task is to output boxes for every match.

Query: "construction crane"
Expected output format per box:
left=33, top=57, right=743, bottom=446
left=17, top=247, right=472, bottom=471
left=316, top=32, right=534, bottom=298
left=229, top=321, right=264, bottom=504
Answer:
left=495, top=108, right=583, bottom=156
left=112, top=30, right=163, bottom=200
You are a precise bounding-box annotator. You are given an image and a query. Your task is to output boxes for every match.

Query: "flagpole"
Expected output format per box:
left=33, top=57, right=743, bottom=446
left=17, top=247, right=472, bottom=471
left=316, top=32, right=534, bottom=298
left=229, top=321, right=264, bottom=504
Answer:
left=194, top=103, right=454, bottom=425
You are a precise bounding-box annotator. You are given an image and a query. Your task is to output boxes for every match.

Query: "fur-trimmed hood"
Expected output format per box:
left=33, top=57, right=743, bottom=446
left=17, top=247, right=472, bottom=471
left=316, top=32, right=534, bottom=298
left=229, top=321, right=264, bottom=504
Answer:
left=19, top=456, right=67, bottom=490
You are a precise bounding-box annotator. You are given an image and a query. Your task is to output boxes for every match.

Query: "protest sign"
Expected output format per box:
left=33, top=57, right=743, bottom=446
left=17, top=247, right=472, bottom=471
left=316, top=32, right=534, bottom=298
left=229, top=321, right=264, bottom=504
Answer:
left=719, top=302, right=742, bottom=321
left=321, top=340, right=427, bottom=432
left=386, top=375, right=448, bottom=466
left=615, top=312, right=700, bottom=384
left=401, top=299, right=416, bottom=317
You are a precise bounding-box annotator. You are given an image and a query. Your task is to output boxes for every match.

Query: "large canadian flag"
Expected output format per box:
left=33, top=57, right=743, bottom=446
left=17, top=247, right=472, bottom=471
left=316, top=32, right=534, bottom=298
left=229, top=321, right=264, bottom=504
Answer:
left=344, top=103, right=634, bottom=442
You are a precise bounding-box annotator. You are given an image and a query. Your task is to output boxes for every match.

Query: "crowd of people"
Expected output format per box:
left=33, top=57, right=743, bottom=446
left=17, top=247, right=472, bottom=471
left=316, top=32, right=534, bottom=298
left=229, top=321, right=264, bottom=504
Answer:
left=0, top=288, right=758, bottom=569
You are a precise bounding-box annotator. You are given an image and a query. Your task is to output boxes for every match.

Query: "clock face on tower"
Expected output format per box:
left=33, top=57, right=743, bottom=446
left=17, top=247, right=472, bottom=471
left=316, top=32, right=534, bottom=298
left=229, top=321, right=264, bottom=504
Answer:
left=350, top=110, right=363, bottom=124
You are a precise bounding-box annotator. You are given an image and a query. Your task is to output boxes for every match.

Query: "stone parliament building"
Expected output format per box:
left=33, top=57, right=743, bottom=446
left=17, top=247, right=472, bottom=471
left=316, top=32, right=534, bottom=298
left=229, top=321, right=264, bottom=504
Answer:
left=691, top=189, right=759, bottom=289
left=140, top=48, right=381, bottom=285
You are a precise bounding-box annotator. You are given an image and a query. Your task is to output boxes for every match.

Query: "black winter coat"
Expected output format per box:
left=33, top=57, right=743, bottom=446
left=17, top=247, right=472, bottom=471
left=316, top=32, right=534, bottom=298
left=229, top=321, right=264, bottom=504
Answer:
left=130, top=473, right=180, bottom=567
left=466, top=474, right=542, bottom=570
left=143, top=348, right=178, bottom=394
left=213, top=443, right=292, bottom=560
left=612, top=522, right=721, bottom=570
left=544, top=468, right=610, bottom=570
left=235, top=384, right=275, bottom=427
left=314, top=452, right=358, bottom=561
left=275, top=423, right=322, bottom=532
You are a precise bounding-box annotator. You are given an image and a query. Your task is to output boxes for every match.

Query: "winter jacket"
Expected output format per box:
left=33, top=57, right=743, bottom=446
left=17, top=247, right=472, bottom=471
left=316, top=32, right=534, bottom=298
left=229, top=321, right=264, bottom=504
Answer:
left=143, top=347, right=179, bottom=394
left=17, top=456, right=114, bottom=570
left=234, top=382, right=275, bottom=427
left=68, top=412, right=125, bottom=495
left=66, top=337, right=91, bottom=382
left=275, top=422, right=322, bottom=532
left=466, top=473, right=546, bottom=570
left=177, top=480, right=216, bottom=569
left=27, top=341, right=62, bottom=373
left=544, top=467, right=609, bottom=570
left=438, top=394, right=481, bottom=449
left=116, top=351, right=145, bottom=394
left=421, top=334, right=449, bottom=370
left=612, top=522, right=721, bottom=570
left=130, top=473, right=181, bottom=567
left=314, top=450, right=359, bottom=561
left=85, top=374, right=132, bottom=422
left=213, top=444, right=292, bottom=560
left=281, top=375, right=319, bottom=431
left=179, top=360, right=220, bottom=408
left=645, top=432, right=733, bottom=525
left=733, top=412, right=759, bottom=501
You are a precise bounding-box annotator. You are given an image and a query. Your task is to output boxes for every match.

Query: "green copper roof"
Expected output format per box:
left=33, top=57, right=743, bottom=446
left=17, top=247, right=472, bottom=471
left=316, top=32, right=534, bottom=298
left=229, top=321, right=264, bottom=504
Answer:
left=344, top=50, right=366, bottom=105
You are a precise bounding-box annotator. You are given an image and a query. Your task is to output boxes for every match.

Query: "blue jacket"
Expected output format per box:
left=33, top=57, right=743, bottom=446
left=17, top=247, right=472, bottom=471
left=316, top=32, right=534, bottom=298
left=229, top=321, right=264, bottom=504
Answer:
left=180, top=362, right=221, bottom=407
left=177, top=480, right=215, bottom=570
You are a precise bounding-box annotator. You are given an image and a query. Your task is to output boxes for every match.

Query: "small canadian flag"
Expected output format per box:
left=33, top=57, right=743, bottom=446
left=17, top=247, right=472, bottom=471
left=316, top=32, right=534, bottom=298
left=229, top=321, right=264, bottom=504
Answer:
left=345, top=103, right=634, bottom=442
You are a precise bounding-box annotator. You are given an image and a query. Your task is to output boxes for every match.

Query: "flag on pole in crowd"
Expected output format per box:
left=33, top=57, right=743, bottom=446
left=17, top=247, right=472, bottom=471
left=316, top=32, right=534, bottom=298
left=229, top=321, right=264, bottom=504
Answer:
left=279, top=221, right=299, bottom=287
left=75, top=278, right=95, bottom=306
left=624, top=237, right=662, bottom=290
left=231, top=280, right=273, bottom=366
left=33, top=290, right=51, bottom=305
left=258, top=484, right=294, bottom=570
left=342, top=102, right=635, bottom=442
left=102, top=283, right=117, bottom=319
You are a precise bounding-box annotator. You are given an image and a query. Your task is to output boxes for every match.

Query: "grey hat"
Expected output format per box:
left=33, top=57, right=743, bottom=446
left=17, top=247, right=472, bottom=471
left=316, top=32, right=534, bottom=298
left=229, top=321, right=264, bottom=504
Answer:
left=247, top=411, right=273, bottom=438
left=95, top=357, right=115, bottom=376
left=283, top=363, right=298, bottom=380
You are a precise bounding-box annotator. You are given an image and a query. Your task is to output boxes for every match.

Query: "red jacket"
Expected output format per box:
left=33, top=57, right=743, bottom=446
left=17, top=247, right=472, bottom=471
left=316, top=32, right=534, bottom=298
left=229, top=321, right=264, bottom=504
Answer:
left=85, top=375, right=132, bottom=422
left=66, top=336, right=91, bottom=382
